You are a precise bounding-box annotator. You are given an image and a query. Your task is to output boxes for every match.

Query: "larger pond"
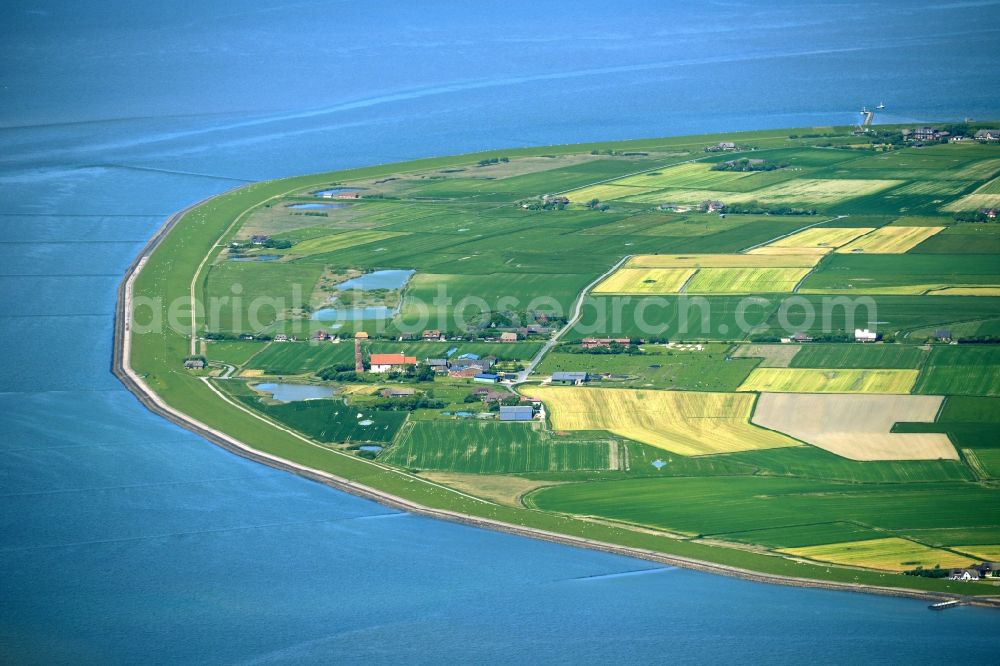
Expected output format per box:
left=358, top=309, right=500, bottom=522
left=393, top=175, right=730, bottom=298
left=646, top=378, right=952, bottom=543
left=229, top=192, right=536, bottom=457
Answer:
left=312, top=305, right=396, bottom=321
left=253, top=383, right=334, bottom=402
left=336, top=269, right=414, bottom=291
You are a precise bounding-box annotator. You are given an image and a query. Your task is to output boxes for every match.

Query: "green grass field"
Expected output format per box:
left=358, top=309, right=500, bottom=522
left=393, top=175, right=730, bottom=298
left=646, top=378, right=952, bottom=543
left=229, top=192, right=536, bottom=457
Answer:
left=913, top=346, right=1000, bottom=397
left=383, top=421, right=613, bottom=473
left=789, top=344, right=928, bottom=369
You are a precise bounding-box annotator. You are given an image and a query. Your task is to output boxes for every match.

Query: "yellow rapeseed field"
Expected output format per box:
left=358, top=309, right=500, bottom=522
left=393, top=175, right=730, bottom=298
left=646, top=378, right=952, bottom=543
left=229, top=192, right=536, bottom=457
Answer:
left=954, top=545, right=1000, bottom=561
left=781, top=538, right=975, bottom=572
left=766, top=226, right=875, bottom=249
left=685, top=267, right=811, bottom=294
left=592, top=267, right=696, bottom=294
left=836, top=226, right=944, bottom=254
left=520, top=386, right=800, bottom=456
left=738, top=368, right=918, bottom=394
left=747, top=246, right=833, bottom=256
left=626, top=253, right=821, bottom=268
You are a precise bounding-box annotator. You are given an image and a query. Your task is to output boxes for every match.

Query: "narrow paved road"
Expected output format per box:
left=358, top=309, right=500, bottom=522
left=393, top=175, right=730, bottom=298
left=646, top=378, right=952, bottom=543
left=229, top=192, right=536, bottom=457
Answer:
left=514, top=253, right=633, bottom=383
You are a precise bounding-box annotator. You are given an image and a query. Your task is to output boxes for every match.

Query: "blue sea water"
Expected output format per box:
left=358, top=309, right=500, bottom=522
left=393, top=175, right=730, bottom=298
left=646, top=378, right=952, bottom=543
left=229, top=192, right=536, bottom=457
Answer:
left=1, top=0, right=999, bottom=662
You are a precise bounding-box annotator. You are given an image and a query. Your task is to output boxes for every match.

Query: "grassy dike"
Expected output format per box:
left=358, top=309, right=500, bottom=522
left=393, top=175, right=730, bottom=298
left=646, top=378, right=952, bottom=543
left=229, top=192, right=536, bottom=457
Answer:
left=120, top=128, right=999, bottom=604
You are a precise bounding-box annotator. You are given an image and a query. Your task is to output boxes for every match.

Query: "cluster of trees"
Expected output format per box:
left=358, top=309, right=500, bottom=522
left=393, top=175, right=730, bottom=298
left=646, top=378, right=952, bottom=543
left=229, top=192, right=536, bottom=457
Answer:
left=232, top=238, right=292, bottom=250
left=711, top=159, right=787, bottom=172
left=903, top=565, right=950, bottom=579
left=954, top=210, right=997, bottom=223
left=721, top=201, right=817, bottom=216
left=477, top=157, right=510, bottom=167
left=586, top=198, right=610, bottom=211
left=316, top=364, right=363, bottom=382
left=590, top=149, right=648, bottom=156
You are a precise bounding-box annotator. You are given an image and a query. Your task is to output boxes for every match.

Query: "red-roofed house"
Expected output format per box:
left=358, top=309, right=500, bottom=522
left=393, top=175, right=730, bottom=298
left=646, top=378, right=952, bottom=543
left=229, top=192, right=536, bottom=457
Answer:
left=368, top=353, right=417, bottom=373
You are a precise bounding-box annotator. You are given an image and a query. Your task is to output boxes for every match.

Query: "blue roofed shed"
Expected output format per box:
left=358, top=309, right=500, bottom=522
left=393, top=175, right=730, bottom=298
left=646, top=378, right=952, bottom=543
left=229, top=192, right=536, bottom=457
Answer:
left=473, top=373, right=499, bottom=383
left=500, top=406, right=534, bottom=421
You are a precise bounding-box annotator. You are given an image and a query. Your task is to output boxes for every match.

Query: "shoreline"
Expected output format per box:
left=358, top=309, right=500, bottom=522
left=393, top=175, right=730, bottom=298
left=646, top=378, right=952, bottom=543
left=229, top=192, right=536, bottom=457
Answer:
left=112, top=183, right=1000, bottom=611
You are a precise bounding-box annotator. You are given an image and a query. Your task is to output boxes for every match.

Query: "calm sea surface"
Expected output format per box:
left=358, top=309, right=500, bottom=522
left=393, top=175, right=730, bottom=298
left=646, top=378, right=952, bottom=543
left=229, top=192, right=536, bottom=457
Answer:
left=2, top=1, right=999, bottom=662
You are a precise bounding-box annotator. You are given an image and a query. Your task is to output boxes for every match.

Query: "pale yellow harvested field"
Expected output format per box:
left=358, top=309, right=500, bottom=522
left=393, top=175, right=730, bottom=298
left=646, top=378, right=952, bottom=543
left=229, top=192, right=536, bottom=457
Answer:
left=741, top=179, right=901, bottom=205
left=288, top=230, right=409, bottom=256
left=953, top=545, right=1000, bottom=561
left=928, top=286, right=1000, bottom=296
left=747, top=246, right=832, bottom=256
left=781, top=538, right=973, bottom=572
left=738, top=368, right=918, bottom=394
left=520, top=386, right=800, bottom=456
left=627, top=253, right=821, bottom=269
left=686, top=267, right=811, bottom=294
left=731, top=344, right=801, bottom=368
left=564, top=183, right=654, bottom=202
left=592, top=267, right=696, bottom=294
left=751, top=392, right=956, bottom=461
left=836, top=226, right=944, bottom=254
left=767, top=227, right=875, bottom=249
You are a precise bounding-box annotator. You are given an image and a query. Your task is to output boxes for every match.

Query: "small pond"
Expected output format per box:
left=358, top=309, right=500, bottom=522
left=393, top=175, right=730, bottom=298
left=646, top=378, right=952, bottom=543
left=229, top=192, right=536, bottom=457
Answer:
left=336, top=269, right=414, bottom=292
left=313, top=188, right=360, bottom=197
left=358, top=445, right=383, bottom=452
left=287, top=202, right=350, bottom=210
left=254, top=383, right=334, bottom=403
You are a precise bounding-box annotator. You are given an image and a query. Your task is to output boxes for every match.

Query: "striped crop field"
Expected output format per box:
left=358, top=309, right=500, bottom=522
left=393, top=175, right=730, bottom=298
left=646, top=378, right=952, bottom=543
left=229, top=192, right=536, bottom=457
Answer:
left=889, top=180, right=970, bottom=196
left=836, top=226, right=945, bottom=254
left=626, top=253, right=821, bottom=269
left=519, top=386, right=800, bottom=456
left=764, top=226, right=875, bottom=250
left=613, top=163, right=760, bottom=189
left=592, top=267, right=696, bottom=294
left=742, top=179, right=902, bottom=205
left=945, top=158, right=1000, bottom=181
left=285, top=230, right=409, bottom=256
left=780, top=537, right=975, bottom=572
left=943, top=192, right=1000, bottom=212
left=564, top=183, right=655, bottom=202
left=751, top=392, right=956, bottom=461
left=737, top=368, right=919, bottom=394
left=685, top=267, right=812, bottom=294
